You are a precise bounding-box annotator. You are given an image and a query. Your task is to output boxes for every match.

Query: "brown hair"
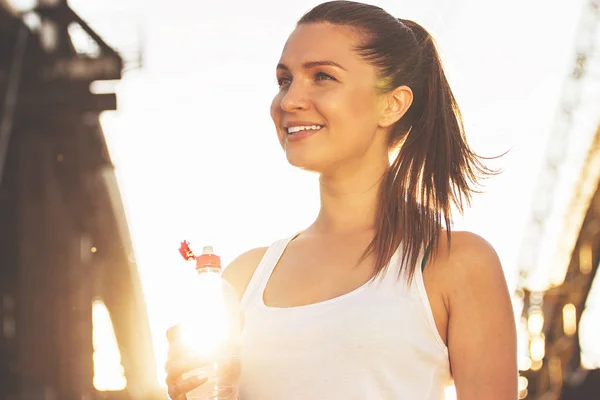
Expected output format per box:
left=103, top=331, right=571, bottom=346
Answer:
left=299, top=1, right=496, bottom=282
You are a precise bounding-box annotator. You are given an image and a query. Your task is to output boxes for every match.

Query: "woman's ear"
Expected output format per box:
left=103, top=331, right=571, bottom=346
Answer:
left=378, top=85, right=413, bottom=128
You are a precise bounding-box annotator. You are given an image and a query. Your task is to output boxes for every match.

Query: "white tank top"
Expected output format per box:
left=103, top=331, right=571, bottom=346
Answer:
left=239, top=234, right=452, bottom=400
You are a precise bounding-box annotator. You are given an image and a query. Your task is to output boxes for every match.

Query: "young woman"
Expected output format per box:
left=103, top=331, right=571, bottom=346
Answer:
left=166, top=1, right=518, bottom=399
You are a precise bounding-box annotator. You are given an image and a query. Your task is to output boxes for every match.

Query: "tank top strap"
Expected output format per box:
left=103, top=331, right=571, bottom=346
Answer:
left=240, top=232, right=300, bottom=309
left=378, top=243, right=447, bottom=353
left=411, top=245, right=448, bottom=354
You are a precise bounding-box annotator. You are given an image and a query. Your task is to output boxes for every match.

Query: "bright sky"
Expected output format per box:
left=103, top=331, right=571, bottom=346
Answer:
left=64, top=0, right=599, bottom=388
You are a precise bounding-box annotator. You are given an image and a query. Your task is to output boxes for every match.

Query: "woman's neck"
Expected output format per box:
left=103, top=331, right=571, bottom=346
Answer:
left=312, top=157, right=389, bottom=235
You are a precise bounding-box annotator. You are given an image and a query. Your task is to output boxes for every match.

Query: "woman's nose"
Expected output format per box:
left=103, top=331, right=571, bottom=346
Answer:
left=279, top=81, right=310, bottom=112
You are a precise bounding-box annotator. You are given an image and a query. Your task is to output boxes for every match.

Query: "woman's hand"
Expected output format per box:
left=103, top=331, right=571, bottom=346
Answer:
left=165, top=325, right=208, bottom=400
left=165, top=324, right=241, bottom=399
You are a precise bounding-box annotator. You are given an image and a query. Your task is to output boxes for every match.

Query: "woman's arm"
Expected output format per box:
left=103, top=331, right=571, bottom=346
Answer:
left=445, top=232, right=518, bottom=399
left=222, top=246, right=269, bottom=300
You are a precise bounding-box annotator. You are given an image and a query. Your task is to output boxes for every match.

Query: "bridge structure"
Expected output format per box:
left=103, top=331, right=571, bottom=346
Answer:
left=0, top=1, right=162, bottom=399
left=515, top=1, right=600, bottom=398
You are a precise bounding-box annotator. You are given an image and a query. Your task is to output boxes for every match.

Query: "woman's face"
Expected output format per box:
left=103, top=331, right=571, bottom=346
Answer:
left=271, top=22, right=390, bottom=175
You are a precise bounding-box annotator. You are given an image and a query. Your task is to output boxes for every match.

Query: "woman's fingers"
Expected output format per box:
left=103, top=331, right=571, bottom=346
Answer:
left=167, top=384, right=186, bottom=400
left=165, top=356, right=206, bottom=384
left=165, top=325, right=212, bottom=399
left=167, top=376, right=208, bottom=399
left=214, top=386, right=237, bottom=398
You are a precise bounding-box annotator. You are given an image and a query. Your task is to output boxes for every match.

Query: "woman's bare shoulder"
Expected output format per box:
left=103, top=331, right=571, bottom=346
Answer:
left=431, top=230, right=500, bottom=269
left=222, top=247, right=269, bottom=300
left=426, top=230, right=505, bottom=291
left=430, top=230, right=508, bottom=301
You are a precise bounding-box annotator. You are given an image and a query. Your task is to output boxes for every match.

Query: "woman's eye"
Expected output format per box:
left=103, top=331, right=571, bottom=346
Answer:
left=315, top=72, right=335, bottom=81
left=277, top=77, right=291, bottom=88
left=277, top=73, right=334, bottom=88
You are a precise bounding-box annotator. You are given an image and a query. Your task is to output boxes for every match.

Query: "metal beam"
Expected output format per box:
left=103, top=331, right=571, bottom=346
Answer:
left=0, top=23, right=27, bottom=189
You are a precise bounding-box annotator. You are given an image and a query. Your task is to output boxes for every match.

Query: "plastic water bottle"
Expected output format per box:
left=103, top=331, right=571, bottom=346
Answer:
left=177, top=241, right=242, bottom=400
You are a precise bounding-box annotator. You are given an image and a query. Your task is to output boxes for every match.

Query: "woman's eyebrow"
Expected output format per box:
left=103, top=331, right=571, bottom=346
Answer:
left=276, top=60, right=347, bottom=71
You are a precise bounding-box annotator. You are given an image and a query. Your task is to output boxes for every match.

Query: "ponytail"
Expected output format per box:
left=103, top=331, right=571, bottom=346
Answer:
left=364, top=19, right=495, bottom=283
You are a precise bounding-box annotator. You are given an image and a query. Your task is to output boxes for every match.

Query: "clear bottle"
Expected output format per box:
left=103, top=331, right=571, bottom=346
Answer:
left=178, top=242, right=242, bottom=400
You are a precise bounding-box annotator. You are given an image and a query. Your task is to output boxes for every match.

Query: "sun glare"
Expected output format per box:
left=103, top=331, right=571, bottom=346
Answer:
left=179, top=272, right=231, bottom=357
left=92, top=299, right=127, bottom=391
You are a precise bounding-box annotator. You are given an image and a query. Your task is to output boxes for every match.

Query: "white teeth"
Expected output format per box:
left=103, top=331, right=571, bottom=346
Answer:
left=287, top=125, right=323, bottom=134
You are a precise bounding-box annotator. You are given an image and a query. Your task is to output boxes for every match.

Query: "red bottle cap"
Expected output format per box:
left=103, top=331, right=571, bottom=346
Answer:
left=195, top=246, right=221, bottom=270
left=179, top=241, right=220, bottom=269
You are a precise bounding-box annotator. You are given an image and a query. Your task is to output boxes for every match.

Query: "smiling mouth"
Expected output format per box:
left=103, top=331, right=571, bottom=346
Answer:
left=286, top=125, right=324, bottom=135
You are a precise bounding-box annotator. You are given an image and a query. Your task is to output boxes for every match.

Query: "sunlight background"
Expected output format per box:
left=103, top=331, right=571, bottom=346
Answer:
left=63, top=0, right=599, bottom=392
left=92, top=299, right=127, bottom=391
